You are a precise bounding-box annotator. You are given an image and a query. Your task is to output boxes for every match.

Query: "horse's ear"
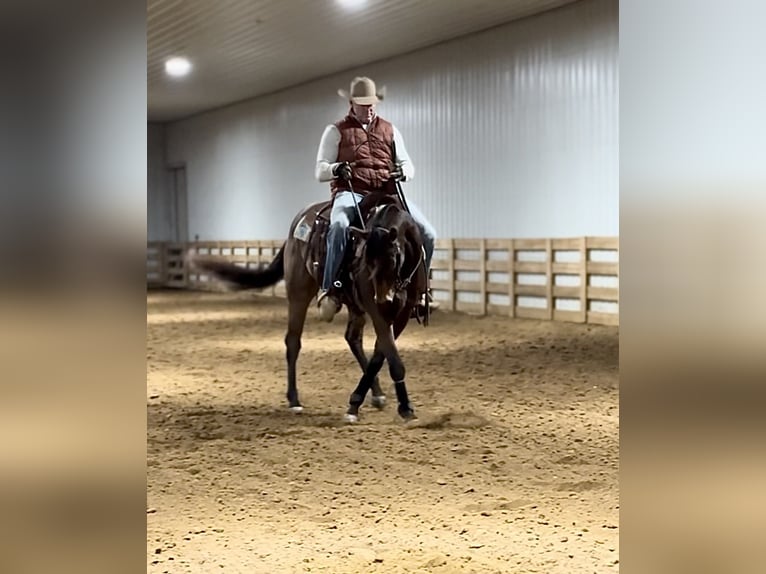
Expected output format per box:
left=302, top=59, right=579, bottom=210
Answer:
left=349, top=226, right=369, bottom=242
left=388, top=227, right=398, bottom=242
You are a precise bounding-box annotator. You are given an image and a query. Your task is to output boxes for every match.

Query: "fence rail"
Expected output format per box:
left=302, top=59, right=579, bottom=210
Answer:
left=147, top=237, right=619, bottom=326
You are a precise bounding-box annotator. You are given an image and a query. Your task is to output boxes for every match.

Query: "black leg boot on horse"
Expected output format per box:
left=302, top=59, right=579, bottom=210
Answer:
left=345, top=309, right=416, bottom=423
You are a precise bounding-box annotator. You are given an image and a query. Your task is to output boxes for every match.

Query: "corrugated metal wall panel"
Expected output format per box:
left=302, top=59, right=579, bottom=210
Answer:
left=163, top=0, right=617, bottom=241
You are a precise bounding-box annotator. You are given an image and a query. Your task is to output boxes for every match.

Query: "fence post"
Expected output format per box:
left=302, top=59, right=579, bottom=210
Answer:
left=545, top=238, right=553, bottom=320
left=479, top=238, right=487, bottom=315
left=578, top=237, right=587, bottom=322
left=507, top=239, right=515, bottom=318
left=448, top=239, right=456, bottom=311
left=161, top=242, right=170, bottom=287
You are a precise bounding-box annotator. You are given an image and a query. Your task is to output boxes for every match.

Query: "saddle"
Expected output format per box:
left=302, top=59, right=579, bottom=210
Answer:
left=292, top=194, right=403, bottom=289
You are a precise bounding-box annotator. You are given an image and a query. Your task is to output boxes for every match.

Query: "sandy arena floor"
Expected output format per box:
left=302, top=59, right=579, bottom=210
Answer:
left=147, top=290, right=619, bottom=573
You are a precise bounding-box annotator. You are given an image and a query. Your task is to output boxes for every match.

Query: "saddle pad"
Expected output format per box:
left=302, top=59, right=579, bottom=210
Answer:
left=293, top=215, right=311, bottom=242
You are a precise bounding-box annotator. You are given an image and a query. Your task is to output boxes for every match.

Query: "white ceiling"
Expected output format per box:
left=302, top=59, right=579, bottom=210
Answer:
left=148, top=0, right=580, bottom=123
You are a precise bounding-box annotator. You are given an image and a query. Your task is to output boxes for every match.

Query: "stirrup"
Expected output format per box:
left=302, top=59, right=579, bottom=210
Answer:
left=318, top=288, right=336, bottom=305
left=418, top=291, right=439, bottom=309
left=317, top=289, right=342, bottom=322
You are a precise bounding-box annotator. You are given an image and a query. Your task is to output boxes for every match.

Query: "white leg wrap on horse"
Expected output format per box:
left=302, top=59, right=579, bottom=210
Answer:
left=289, top=405, right=304, bottom=414
left=343, top=413, right=359, bottom=423
left=371, top=395, right=387, bottom=408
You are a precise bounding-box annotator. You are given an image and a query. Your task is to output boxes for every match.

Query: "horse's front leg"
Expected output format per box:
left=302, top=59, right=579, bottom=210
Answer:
left=344, top=311, right=386, bottom=409
left=389, top=309, right=416, bottom=420
left=345, top=313, right=415, bottom=422
left=344, top=344, right=386, bottom=423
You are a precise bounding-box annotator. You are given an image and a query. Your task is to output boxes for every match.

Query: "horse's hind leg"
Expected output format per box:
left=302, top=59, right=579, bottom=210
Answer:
left=285, top=290, right=312, bottom=412
left=344, top=311, right=386, bottom=409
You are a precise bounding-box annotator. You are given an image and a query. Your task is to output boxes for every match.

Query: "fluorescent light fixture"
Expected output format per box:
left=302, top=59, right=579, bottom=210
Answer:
left=336, top=0, right=367, bottom=8
left=165, top=57, right=192, bottom=77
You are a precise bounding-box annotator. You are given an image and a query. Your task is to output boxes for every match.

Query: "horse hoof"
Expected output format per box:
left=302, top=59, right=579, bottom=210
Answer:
left=343, top=413, right=359, bottom=424
left=398, top=408, right=417, bottom=421
left=371, top=395, right=387, bottom=409
left=289, top=405, right=304, bottom=414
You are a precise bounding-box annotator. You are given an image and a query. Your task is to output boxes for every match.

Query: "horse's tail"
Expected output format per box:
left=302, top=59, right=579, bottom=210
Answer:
left=189, top=243, right=285, bottom=290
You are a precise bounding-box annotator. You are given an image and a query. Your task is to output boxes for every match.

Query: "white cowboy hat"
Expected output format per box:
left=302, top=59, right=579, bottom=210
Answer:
left=337, top=76, right=386, bottom=105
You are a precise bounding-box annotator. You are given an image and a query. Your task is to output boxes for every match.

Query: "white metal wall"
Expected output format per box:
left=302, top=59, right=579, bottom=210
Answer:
left=161, top=0, right=617, bottom=241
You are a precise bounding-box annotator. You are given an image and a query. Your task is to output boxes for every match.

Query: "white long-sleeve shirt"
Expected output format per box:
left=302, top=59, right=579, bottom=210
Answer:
left=314, top=120, right=415, bottom=183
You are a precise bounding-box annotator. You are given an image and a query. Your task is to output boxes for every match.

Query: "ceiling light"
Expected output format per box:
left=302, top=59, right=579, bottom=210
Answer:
left=165, top=57, right=192, bottom=78
left=337, top=0, right=367, bottom=9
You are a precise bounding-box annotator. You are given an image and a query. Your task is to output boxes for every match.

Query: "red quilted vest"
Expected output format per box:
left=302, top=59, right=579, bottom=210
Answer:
left=330, top=113, right=396, bottom=197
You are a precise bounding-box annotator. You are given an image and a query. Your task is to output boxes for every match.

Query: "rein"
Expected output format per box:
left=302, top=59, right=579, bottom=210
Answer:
left=394, top=244, right=423, bottom=293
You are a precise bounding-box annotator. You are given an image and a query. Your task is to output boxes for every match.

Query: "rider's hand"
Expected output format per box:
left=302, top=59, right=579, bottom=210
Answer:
left=333, top=162, right=352, bottom=181
left=390, top=164, right=405, bottom=182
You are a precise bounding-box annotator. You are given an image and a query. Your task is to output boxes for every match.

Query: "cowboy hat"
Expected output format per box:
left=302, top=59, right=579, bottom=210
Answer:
left=337, top=76, right=386, bottom=105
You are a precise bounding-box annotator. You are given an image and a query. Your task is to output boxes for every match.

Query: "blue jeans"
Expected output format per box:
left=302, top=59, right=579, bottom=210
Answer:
left=322, top=191, right=437, bottom=291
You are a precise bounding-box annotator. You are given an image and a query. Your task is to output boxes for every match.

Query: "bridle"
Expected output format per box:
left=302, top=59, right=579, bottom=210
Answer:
left=393, top=243, right=423, bottom=293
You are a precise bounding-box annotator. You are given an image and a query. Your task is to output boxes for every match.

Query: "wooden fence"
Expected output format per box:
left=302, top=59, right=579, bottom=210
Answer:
left=147, top=237, right=618, bottom=326
left=429, top=237, right=618, bottom=326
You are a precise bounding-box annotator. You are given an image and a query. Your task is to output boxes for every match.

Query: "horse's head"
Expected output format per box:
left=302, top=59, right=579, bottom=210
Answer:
left=350, top=225, right=403, bottom=303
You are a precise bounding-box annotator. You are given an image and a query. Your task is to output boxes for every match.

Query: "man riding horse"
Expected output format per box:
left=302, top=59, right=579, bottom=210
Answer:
left=190, top=77, right=437, bottom=421
left=315, top=76, right=437, bottom=322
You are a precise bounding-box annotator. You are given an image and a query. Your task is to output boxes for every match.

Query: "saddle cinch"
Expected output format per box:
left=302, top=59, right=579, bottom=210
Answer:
left=292, top=194, right=403, bottom=289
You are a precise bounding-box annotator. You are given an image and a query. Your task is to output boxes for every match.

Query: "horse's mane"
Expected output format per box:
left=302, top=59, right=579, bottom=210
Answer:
left=365, top=200, right=418, bottom=239
left=362, top=202, right=424, bottom=275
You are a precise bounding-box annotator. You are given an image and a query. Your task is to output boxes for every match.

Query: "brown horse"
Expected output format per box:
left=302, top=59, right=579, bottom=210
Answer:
left=190, top=195, right=427, bottom=422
